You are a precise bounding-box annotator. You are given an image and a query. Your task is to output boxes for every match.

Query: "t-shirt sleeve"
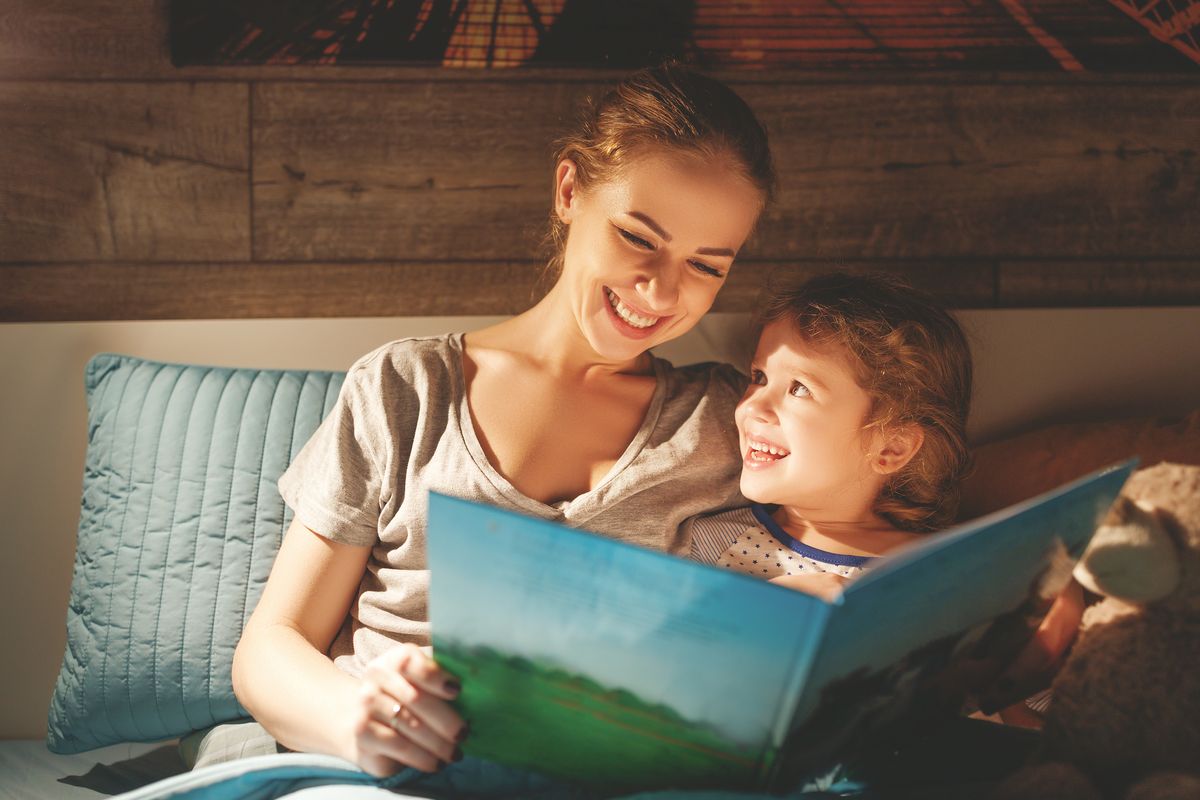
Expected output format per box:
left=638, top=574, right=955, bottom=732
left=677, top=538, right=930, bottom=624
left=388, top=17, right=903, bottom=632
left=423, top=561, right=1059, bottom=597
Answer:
left=277, top=359, right=384, bottom=548
left=685, top=507, right=757, bottom=564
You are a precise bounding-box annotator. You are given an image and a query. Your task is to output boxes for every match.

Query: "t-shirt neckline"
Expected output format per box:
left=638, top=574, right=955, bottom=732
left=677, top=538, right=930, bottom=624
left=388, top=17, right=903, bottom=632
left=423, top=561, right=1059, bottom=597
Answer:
left=448, top=331, right=670, bottom=517
left=750, top=503, right=875, bottom=567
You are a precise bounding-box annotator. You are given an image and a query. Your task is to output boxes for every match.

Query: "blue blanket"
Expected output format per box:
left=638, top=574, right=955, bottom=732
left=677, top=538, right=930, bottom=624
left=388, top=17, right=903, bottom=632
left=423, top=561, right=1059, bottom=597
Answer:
left=110, top=753, right=867, bottom=800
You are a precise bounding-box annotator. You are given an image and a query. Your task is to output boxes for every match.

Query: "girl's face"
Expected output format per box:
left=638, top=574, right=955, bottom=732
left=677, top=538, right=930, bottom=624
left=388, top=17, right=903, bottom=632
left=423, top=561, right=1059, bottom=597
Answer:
left=735, top=320, right=885, bottom=517
left=554, top=151, right=763, bottom=362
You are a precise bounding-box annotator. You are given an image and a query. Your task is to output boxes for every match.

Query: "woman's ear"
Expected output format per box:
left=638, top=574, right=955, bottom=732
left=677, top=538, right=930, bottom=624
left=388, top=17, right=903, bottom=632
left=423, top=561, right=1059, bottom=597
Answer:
left=554, top=159, right=579, bottom=224
left=871, top=425, right=925, bottom=476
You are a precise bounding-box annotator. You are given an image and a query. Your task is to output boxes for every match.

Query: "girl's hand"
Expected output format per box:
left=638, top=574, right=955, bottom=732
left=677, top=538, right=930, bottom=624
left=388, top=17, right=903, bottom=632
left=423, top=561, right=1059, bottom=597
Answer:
left=769, top=571, right=848, bottom=601
left=340, top=643, right=467, bottom=777
left=976, top=578, right=1086, bottom=715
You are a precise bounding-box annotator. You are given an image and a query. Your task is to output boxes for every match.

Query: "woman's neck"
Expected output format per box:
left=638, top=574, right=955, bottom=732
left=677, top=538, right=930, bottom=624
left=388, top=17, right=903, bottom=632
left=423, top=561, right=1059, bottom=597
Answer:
left=470, top=285, right=653, bottom=380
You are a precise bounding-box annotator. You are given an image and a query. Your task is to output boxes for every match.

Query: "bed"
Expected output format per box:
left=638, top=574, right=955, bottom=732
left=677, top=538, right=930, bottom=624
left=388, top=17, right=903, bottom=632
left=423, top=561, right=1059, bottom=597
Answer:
left=5, top=346, right=1197, bottom=800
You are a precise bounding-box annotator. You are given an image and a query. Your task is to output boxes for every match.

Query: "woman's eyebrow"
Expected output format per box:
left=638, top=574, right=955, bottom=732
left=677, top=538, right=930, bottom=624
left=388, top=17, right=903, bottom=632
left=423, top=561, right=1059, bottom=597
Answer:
left=627, top=211, right=671, bottom=241
left=627, top=211, right=737, bottom=257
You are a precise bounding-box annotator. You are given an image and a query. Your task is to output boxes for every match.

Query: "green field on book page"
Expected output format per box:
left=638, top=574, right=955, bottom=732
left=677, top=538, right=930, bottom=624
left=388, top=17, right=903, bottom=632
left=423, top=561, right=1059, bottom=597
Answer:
left=435, top=640, right=767, bottom=790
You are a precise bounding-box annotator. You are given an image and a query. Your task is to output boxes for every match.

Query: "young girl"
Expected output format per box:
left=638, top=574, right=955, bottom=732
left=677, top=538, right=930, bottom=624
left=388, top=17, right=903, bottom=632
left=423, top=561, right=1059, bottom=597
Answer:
left=690, top=271, right=974, bottom=600
left=227, top=63, right=775, bottom=779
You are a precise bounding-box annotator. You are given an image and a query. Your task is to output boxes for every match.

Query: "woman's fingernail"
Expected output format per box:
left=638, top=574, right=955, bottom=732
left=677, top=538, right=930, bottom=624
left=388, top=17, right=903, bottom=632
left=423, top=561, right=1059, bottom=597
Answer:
left=444, top=679, right=461, bottom=695
left=452, top=747, right=464, bottom=762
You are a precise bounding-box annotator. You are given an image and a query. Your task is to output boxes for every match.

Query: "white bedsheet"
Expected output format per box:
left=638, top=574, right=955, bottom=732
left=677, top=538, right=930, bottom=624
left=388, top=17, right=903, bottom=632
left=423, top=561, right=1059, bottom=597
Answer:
left=0, top=740, right=184, bottom=800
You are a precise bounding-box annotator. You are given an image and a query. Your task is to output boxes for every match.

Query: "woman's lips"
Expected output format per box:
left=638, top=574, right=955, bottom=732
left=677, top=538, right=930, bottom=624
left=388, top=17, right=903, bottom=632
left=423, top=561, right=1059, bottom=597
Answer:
left=603, top=286, right=668, bottom=340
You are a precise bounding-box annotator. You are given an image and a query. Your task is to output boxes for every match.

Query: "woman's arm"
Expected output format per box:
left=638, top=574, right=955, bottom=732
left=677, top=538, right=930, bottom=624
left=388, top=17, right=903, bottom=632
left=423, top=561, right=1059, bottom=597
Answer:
left=232, top=518, right=464, bottom=776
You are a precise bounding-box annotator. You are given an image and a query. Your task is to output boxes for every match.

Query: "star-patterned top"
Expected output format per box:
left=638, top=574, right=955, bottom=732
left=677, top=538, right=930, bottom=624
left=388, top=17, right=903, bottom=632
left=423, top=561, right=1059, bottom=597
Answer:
left=688, top=504, right=875, bottom=580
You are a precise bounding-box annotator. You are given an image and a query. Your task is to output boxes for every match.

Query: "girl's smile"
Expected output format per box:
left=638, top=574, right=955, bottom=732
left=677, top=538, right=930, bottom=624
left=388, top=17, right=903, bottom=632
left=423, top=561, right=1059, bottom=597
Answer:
left=743, top=436, right=791, bottom=469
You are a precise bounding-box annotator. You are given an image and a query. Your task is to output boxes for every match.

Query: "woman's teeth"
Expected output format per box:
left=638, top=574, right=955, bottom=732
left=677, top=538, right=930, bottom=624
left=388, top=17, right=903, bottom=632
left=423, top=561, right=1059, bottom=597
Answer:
left=748, top=440, right=789, bottom=460
left=606, top=288, right=659, bottom=329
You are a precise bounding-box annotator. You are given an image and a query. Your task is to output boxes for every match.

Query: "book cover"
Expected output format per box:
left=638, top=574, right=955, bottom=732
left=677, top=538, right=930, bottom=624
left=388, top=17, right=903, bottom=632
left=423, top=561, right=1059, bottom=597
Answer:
left=427, top=458, right=1137, bottom=792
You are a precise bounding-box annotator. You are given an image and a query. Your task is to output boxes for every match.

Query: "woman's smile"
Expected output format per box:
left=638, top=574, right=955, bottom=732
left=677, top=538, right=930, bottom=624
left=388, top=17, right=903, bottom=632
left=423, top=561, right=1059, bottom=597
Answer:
left=603, top=286, right=671, bottom=339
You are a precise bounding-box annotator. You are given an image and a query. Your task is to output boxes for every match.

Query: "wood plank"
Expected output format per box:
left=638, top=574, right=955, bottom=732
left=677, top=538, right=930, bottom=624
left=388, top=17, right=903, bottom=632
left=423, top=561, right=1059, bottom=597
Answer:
left=0, top=259, right=993, bottom=322
left=0, top=82, right=249, bottom=262
left=251, top=80, right=579, bottom=262
left=997, top=260, right=1200, bottom=306
left=743, top=82, right=1200, bottom=260
left=253, top=81, right=1200, bottom=262
left=0, top=262, right=544, bottom=321
left=713, top=260, right=995, bottom=312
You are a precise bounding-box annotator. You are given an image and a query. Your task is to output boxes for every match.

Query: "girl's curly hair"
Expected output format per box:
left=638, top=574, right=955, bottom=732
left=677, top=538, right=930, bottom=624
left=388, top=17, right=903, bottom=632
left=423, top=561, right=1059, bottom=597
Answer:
left=757, top=271, right=974, bottom=532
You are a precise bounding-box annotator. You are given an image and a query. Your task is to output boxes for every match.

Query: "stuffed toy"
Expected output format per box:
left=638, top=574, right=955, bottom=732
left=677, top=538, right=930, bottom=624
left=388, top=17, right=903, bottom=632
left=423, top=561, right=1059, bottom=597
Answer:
left=991, top=462, right=1200, bottom=800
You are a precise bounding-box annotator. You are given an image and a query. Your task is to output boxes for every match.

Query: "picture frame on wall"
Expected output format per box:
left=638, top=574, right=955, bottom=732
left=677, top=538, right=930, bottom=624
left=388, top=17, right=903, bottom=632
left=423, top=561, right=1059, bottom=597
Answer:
left=170, top=0, right=1200, bottom=71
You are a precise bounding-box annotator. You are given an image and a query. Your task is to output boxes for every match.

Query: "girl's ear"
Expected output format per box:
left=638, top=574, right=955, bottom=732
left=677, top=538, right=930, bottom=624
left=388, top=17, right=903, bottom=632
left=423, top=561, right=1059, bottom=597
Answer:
left=871, top=424, right=925, bottom=476
left=554, top=159, right=579, bottom=224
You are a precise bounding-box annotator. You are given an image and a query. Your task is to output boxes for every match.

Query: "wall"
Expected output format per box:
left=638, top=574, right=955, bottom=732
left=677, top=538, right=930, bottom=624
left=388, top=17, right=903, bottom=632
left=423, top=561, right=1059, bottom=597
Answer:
left=3, top=1, right=1200, bottom=321
left=3, top=308, right=1200, bottom=738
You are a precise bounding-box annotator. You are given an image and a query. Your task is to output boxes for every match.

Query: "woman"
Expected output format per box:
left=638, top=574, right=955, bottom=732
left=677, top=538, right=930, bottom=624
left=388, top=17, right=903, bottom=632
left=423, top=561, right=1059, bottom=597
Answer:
left=229, top=63, right=776, bottom=778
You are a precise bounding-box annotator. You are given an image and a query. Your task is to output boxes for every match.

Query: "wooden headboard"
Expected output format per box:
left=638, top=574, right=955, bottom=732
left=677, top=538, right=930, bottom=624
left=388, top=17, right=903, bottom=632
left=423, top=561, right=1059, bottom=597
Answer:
left=2, top=0, right=1198, bottom=322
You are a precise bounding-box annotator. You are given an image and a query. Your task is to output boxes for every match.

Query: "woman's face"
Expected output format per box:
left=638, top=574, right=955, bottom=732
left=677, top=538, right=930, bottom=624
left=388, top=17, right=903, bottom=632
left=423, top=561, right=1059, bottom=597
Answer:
left=554, top=151, right=763, bottom=362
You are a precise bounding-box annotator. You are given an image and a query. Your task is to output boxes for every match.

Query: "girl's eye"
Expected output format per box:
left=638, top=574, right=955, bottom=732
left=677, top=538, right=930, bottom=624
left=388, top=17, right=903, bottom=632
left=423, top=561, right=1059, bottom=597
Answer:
left=749, top=368, right=766, bottom=385
left=789, top=381, right=812, bottom=399
left=618, top=228, right=653, bottom=250
left=689, top=260, right=725, bottom=279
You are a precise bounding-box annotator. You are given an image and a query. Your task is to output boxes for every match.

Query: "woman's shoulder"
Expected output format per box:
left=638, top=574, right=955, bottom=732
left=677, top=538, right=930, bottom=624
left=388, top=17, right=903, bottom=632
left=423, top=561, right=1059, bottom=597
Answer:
left=347, top=334, right=459, bottom=380
left=338, top=334, right=463, bottom=410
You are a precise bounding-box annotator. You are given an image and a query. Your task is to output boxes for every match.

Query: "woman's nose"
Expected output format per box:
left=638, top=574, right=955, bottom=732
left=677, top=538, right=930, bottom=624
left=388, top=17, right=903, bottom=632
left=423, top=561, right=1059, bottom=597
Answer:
left=637, top=261, right=681, bottom=312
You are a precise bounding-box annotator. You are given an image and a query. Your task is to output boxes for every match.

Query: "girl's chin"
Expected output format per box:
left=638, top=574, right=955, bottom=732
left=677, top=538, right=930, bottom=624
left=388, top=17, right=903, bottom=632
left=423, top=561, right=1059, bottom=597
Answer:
left=738, top=479, right=777, bottom=504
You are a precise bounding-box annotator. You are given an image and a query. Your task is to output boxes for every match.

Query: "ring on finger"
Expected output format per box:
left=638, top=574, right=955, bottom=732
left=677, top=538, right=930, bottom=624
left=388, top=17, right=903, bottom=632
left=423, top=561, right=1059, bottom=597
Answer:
left=387, top=701, right=406, bottom=733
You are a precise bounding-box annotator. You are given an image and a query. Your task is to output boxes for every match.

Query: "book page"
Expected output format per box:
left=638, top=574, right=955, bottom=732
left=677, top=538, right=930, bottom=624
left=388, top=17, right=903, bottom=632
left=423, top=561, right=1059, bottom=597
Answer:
left=774, top=460, right=1135, bottom=780
left=427, top=493, right=829, bottom=790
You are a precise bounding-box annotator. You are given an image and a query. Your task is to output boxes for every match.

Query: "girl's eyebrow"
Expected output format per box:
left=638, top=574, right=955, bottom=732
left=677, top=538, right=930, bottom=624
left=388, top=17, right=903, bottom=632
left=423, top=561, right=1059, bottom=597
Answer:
left=795, top=371, right=828, bottom=392
left=777, top=359, right=830, bottom=392
left=627, top=211, right=737, bottom=258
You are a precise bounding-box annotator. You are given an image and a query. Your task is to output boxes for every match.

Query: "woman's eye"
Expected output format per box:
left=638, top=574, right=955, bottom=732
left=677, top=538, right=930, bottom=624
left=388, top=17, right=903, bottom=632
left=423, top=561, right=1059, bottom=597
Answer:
left=618, top=228, right=653, bottom=250
left=690, top=260, right=725, bottom=278
left=749, top=369, right=766, bottom=385
left=789, top=381, right=812, bottom=399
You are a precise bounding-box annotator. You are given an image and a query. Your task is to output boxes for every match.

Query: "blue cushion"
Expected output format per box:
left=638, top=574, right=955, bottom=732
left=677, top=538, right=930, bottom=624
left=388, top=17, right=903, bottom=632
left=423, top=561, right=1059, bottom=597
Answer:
left=47, top=353, right=346, bottom=754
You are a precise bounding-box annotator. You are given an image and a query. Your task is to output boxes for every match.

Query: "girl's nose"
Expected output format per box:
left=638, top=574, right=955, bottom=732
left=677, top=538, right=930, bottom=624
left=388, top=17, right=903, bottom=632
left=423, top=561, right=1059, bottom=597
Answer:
left=739, top=390, right=776, bottom=423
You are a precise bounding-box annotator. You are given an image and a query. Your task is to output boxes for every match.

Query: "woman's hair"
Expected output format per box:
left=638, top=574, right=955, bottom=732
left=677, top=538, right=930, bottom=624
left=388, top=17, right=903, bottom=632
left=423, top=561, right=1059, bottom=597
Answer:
left=755, top=271, right=974, bottom=532
left=541, top=61, right=775, bottom=281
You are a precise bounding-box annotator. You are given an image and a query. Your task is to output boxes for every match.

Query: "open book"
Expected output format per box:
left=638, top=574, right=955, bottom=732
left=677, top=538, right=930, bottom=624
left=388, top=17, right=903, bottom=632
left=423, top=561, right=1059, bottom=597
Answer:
left=426, top=459, right=1136, bottom=792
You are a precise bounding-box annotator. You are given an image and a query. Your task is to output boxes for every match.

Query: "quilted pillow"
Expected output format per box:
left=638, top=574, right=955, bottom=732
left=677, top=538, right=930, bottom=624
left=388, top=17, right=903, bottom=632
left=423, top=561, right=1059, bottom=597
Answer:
left=47, top=353, right=346, bottom=753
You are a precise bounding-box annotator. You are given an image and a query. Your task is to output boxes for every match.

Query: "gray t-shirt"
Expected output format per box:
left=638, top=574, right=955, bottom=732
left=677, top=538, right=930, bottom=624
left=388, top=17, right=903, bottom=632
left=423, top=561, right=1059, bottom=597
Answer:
left=277, top=333, right=747, bottom=677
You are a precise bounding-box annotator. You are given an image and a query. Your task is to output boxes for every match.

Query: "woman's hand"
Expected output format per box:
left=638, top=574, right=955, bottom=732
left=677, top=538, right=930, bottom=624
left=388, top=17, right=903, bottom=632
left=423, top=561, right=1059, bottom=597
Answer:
left=340, top=643, right=467, bottom=777
left=769, top=571, right=848, bottom=601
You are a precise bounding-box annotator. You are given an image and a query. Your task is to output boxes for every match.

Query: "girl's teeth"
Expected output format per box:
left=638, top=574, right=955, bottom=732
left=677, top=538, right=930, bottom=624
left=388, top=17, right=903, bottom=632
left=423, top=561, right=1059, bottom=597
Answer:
left=606, top=288, right=658, bottom=329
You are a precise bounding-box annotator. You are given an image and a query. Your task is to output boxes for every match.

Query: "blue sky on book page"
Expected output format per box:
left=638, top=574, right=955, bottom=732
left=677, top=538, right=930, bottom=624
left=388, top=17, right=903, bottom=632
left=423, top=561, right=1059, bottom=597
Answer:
left=427, top=492, right=828, bottom=747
